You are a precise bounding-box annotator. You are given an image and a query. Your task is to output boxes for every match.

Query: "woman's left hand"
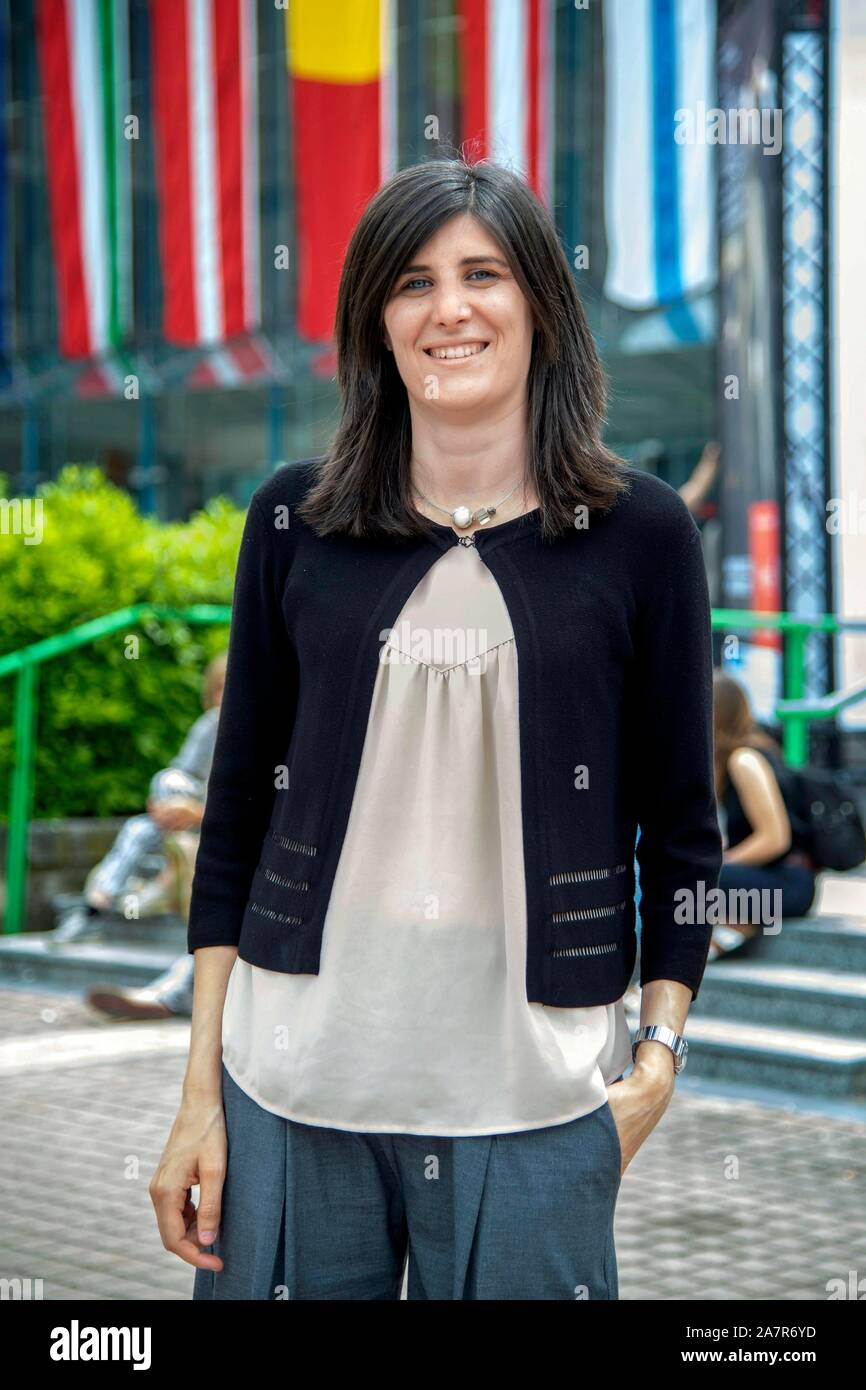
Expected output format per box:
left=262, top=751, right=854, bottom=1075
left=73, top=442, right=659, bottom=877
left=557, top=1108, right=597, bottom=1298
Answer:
left=606, top=1059, right=676, bottom=1175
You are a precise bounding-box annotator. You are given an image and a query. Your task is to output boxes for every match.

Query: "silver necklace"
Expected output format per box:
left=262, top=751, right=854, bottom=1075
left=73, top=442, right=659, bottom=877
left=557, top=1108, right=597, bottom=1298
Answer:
left=412, top=477, right=523, bottom=530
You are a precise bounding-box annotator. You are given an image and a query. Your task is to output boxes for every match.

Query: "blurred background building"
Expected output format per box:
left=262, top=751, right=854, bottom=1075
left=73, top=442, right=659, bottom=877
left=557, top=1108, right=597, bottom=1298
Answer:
left=0, top=0, right=863, bottom=748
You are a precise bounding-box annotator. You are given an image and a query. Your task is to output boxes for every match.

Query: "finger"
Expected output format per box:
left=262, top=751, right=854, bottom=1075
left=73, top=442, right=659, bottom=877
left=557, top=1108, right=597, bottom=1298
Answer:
left=186, top=1214, right=225, bottom=1272
left=196, top=1170, right=224, bottom=1247
left=154, top=1186, right=224, bottom=1271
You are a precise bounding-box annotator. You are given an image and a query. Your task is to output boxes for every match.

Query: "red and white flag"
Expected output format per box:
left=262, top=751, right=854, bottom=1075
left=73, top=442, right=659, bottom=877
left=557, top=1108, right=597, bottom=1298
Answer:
left=458, top=0, right=554, bottom=206
left=149, top=0, right=260, bottom=346
left=185, top=333, right=275, bottom=390
left=36, top=0, right=132, bottom=359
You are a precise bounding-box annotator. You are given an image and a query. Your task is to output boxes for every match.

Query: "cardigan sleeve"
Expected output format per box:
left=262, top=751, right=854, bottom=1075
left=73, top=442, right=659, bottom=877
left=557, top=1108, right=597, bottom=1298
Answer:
left=633, top=512, right=723, bottom=1001
left=187, top=494, right=299, bottom=952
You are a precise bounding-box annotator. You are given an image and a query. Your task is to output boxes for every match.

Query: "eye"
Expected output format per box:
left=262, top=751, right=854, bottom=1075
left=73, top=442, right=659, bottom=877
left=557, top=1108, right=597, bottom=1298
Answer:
left=398, top=268, right=499, bottom=292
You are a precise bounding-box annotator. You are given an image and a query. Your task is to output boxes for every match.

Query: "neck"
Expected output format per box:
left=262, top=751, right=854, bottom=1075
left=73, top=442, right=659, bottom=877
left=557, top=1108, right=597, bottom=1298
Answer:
left=409, top=435, right=538, bottom=526
left=408, top=403, right=534, bottom=501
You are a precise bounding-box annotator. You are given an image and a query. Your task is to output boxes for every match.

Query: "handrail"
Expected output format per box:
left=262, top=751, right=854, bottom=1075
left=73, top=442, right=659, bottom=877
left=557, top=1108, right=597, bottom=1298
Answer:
left=774, top=677, right=866, bottom=766
left=1, top=602, right=864, bottom=935
left=710, top=608, right=840, bottom=633
left=1, top=605, right=231, bottom=935
left=0, top=604, right=232, bottom=677
left=776, top=678, right=866, bottom=717
left=710, top=609, right=866, bottom=766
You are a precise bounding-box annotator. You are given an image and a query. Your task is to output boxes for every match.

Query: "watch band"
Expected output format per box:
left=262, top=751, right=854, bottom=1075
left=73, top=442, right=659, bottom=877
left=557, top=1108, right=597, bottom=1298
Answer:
left=631, top=1024, right=688, bottom=1074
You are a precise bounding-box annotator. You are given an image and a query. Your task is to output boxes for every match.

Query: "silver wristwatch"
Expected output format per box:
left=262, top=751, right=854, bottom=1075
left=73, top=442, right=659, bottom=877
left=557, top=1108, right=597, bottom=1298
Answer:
left=631, top=1024, right=688, bottom=1074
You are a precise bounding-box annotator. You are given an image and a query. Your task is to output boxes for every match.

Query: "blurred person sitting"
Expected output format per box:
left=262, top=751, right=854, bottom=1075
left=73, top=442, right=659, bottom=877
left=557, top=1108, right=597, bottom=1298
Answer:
left=49, top=652, right=227, bottom=945
left=709, top=671, right=817, bottom=961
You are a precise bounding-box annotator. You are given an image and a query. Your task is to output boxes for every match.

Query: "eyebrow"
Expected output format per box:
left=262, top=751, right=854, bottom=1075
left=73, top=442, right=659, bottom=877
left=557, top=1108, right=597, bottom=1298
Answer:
left=398, top=255, right=510, bottom=275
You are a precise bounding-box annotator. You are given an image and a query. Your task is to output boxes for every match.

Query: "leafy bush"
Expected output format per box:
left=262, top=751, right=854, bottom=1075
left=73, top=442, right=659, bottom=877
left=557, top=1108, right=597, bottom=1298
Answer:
left=0, top=465, right=244, bottom=820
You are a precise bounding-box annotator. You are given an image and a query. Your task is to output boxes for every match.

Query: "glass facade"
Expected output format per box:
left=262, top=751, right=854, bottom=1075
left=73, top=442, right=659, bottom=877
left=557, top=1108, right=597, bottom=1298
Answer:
left=1, top=0, right=718, bottom=517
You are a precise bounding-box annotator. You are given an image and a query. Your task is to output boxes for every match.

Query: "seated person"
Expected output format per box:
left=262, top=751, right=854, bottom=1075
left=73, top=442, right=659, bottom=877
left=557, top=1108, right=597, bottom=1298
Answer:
left=710, top=671, right=817, bottom=961
left=50, top=653, right=226, bottom=943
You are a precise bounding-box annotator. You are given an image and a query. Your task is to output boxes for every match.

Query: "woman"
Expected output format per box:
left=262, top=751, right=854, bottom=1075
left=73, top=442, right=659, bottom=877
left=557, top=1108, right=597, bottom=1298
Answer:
left=150, top=159, right=722, bottom=1300
left=710, top=672, right=817, bottom=961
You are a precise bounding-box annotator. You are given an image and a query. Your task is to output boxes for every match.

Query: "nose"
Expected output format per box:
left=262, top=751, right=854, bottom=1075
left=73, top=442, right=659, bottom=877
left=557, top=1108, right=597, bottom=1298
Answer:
left=429, top=276, right=472, bottom=327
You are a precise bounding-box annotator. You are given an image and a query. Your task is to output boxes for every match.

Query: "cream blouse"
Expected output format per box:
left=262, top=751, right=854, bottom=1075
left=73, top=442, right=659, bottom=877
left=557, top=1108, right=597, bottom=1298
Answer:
left=220, top=540, right=634, bottom=1135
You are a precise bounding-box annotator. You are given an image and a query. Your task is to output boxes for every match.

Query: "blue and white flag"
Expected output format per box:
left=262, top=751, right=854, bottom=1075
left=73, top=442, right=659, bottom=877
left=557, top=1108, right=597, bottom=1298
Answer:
left=603, top=0, right=717, bottom=311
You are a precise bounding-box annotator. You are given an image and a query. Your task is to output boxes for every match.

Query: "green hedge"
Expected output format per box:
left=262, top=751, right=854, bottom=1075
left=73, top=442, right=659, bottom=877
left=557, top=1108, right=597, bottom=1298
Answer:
left=0, top=465, right=245, bottom=821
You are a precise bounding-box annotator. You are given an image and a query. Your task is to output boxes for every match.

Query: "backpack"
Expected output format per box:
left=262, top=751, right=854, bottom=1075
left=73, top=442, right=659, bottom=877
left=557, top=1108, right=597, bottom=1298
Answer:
left=785, top=765, right=866, bottom=872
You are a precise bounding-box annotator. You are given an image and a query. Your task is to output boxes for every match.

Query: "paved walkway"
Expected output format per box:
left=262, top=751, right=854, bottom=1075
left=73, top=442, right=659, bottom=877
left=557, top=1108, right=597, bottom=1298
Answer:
left=1, top=986, right=865, bottom=1301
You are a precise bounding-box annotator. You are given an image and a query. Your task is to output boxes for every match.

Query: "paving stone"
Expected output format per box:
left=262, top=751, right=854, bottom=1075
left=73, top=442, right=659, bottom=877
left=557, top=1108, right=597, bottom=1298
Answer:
left=2, top=986, right=865, bottom=1301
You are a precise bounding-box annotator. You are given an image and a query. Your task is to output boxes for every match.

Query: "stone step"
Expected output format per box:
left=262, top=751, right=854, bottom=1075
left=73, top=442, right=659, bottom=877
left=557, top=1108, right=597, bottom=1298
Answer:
left=48, top=905, right=188, bottom=950
left=814, top=869, right=866, bottom=921
left=737, top=914, right=866, bottom=971
left=681, top=1015, right=866, bottom=1098
left=693, top=960, right=866, bottom=1037
left=98, top=917, right=188, bottom=949
left=0, top=935, right=181, bottom=993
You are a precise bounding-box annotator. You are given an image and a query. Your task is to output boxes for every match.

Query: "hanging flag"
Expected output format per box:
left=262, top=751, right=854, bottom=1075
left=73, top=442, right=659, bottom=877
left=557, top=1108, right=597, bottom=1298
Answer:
left=286, top=0, right=396, bottom=343
left=457, top=0, right=555, bottom=206
left=149, top=0, right=260, bottom=346
left=603, top=0, right=717, bottom=311
left=185, top=333, right=275, bottom=389
left=75, top=359, right=130, bottom=398
left=36, top=0, right=132, bottom=359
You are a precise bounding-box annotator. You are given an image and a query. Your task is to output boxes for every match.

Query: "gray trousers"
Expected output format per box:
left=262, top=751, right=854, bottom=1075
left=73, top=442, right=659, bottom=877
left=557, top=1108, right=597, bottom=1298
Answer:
left=87, top=813, right=166, bottom=899
left=193, top=1062, right=623, bottom=1301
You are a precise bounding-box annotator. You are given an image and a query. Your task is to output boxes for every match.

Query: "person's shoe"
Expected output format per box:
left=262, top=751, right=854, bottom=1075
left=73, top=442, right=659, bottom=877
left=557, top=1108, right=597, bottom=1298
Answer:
left=86, top=956, right=195, bottom=1021
left=707, top=923, right=758, bottom=962
left=85, top=984, right=177, bottom=1020
left=47, top=904, right=107, bottom=945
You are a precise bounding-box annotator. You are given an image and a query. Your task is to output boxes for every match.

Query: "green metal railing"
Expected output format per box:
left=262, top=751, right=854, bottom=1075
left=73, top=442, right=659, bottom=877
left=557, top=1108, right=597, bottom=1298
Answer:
left=0, top=605, right=231, bottom=936
left=710, top=609, right=866, bottom=765
left=2, top=604, right=865, bottom=935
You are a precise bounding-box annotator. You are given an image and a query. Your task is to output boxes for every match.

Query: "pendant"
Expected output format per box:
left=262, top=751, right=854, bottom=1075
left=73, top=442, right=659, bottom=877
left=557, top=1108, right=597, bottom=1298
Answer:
left=451, top=504, right=497, bottom=528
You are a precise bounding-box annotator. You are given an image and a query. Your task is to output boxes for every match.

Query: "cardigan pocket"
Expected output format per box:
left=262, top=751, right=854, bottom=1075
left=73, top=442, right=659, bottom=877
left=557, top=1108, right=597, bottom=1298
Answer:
left=549, top=905, right=627, bottom=959
left=267, top=829, right=319, bottom=861
left=245, top=829, right=320, bottom=926
left=246, top=900, right=305, bottom=928
left=547, top=863, right=631, bottom=959
left=548, top=863, right=628, bottom=888
left=260, top=824, right=320, bottom=871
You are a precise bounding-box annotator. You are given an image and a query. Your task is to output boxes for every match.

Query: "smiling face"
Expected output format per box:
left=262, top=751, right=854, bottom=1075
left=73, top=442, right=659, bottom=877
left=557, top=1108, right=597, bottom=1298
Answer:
left=381, top=213, right=535, bottom=415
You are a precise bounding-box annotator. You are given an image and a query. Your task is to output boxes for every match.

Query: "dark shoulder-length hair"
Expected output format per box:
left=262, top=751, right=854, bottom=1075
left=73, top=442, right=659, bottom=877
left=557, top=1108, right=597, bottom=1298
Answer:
left=295, top=156, right=632, bottom=543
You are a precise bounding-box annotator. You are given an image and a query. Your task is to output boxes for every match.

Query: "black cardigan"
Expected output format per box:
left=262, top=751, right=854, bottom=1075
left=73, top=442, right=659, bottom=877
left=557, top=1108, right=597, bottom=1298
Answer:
left=187, top=459, right=722, bottom=1007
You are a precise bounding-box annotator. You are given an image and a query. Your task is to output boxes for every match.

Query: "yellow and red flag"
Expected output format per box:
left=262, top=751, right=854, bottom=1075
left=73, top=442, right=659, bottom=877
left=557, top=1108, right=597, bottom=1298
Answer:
left=287, top=0, right=396, bottom=342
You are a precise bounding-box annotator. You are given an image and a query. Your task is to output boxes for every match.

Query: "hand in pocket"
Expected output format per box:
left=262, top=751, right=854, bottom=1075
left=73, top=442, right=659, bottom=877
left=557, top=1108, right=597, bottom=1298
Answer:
left=606, top=1067, right=675, bottom=1175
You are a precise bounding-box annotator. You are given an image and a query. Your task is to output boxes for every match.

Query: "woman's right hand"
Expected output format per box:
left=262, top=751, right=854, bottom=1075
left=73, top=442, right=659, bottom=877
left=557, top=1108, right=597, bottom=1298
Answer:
left=150, top=1089, right=227, bottom=1270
